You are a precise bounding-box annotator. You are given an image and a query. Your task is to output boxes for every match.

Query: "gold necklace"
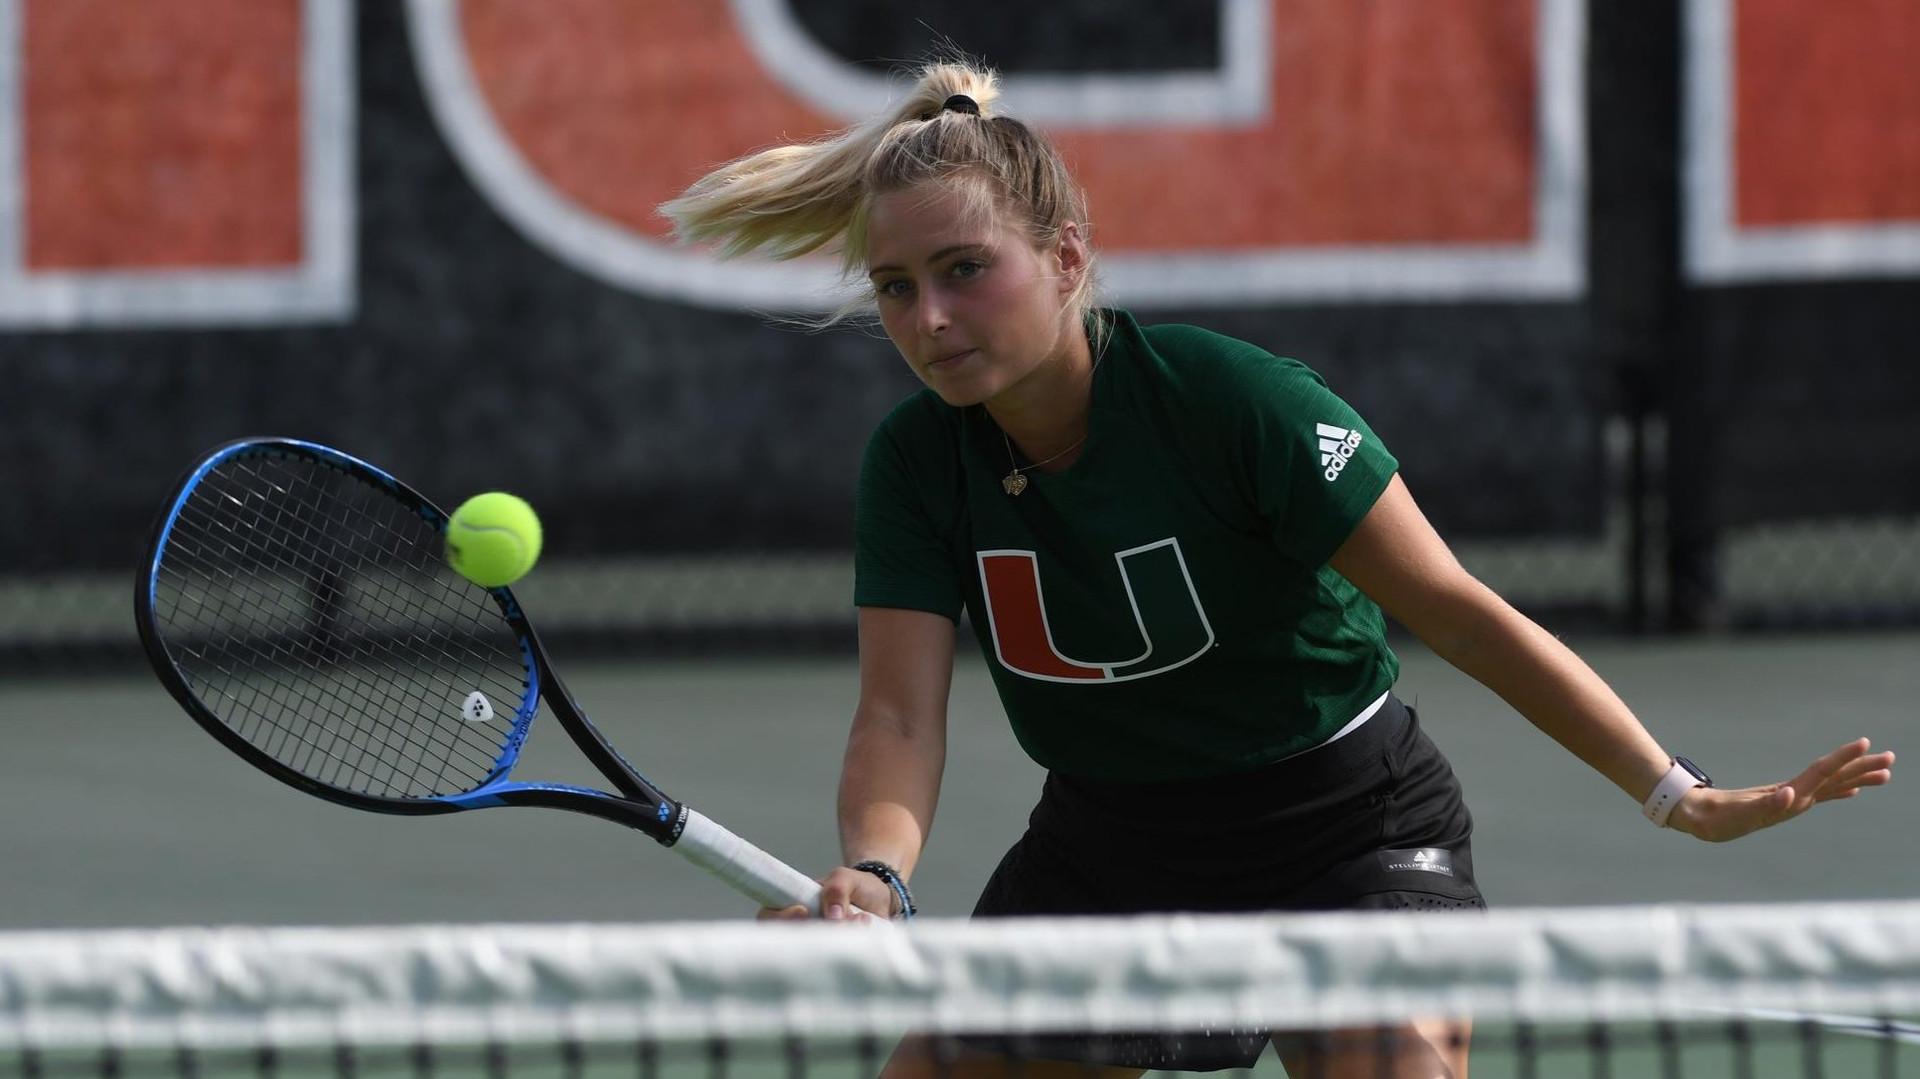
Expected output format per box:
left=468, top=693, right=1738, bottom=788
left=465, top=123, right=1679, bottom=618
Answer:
left=1001, top=430, right=1088, bottom=496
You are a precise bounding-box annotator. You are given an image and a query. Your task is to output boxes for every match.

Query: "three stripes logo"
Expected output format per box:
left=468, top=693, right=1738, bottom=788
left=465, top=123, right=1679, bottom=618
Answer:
left=1317, top=423, right=1364, bottom=482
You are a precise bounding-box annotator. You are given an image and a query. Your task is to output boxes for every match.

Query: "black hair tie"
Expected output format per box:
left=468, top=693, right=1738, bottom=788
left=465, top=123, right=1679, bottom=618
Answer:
left=940, top=93, right=980, bottom=116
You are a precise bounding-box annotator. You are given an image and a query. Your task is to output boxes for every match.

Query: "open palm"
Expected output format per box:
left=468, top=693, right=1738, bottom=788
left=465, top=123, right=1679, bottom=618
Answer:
left=1673, top=738, right=1895, bottom=842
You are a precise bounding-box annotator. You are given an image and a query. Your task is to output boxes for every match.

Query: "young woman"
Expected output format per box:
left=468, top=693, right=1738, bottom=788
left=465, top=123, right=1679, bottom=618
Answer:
left=663, top=61, right=1894, bottom=1079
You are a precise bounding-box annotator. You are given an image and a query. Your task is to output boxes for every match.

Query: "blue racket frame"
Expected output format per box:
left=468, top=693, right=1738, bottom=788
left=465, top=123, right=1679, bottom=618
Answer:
left=134, top=437, right=690, bottom=845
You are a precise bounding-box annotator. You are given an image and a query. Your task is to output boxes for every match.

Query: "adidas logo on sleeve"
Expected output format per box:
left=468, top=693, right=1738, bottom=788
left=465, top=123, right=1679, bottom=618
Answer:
left=1317, top=423, right=1364, bottom=481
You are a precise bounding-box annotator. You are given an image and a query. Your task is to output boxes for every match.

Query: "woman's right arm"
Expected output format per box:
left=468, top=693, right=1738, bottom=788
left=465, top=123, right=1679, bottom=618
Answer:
left=779, top=606, right=957, bottom=921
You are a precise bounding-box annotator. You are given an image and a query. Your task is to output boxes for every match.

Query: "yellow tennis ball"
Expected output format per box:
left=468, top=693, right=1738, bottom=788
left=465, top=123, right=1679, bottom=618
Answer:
left=445, top=492, right=543, bottom=588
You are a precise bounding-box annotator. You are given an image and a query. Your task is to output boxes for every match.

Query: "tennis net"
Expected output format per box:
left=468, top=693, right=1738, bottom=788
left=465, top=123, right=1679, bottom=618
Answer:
left=5, top=902, right=1919, bottom=1077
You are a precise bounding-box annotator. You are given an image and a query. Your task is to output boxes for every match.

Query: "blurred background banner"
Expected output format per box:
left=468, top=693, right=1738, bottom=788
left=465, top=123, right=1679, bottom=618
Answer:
left=1, top=0, right=1917, bottom=670
left=408, top=0, right=1583, bottom=308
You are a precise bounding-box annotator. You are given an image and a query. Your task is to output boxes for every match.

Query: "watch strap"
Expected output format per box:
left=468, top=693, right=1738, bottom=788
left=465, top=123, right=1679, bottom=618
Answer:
left=1643, top=758, right=1710, bottom=827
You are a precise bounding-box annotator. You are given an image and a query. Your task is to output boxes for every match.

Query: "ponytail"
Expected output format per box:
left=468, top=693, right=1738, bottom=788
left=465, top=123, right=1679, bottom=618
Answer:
left=660, top=64, right=1000, bottom=267
left=661, top=60, right=1098, bottom=331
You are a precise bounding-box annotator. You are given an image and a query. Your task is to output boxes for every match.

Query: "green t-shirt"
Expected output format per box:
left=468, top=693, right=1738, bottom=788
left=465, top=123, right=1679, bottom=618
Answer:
left=855, top=309, right=1400, bottom=782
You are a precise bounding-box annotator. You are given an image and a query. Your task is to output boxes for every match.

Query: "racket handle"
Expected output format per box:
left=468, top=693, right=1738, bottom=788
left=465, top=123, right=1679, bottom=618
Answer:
left=673, top=809, right=830, bottom=914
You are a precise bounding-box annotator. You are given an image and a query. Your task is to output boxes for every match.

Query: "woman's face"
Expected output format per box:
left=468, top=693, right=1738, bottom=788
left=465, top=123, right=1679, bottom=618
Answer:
left=865, top=183, right=1083, bottom=409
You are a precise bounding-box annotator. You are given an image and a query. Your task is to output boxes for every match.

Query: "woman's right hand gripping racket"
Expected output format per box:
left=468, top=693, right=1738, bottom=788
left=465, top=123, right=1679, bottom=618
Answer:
left=134, top=436, right=856, bottom=918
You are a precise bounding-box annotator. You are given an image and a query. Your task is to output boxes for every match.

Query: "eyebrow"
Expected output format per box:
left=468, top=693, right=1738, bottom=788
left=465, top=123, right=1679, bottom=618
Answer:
left=867, top=244, right=987, bottom=278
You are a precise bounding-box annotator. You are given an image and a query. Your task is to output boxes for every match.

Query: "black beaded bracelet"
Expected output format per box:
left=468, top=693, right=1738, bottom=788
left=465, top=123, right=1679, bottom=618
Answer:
left=850, top=860, right=916, bottom=920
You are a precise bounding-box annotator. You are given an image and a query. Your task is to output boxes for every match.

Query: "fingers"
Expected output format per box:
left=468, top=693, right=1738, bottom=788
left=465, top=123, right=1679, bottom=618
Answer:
left=1796, top=740, right=1896, bottom=803
left=821, top=865, right=898, bottom=918
left=1811, top=738, right=1874, bottom=779
left=811, top=873, right=867, bottom=922
left=755, top=904, right=812, bottom=922
left=1834, top=743, right=1895, bottom=788
left=755, top=900, right=884, bottom=923
left=754, top=866, right=899, bottom=923
left=1672, top=739, right=1894, bottom=842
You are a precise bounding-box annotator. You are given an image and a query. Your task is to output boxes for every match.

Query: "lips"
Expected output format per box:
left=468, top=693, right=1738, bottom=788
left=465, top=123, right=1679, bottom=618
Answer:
left=927, top=348, right=976, bottom=370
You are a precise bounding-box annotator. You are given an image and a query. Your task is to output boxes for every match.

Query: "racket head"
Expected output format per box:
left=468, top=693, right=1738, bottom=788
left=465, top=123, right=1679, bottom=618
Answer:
left=135, top=437, right=543, bottom=815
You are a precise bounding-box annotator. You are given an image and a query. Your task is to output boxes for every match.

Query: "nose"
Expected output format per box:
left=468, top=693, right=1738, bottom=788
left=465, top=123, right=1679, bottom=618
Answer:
left=916, top=289, right=950, bottom=337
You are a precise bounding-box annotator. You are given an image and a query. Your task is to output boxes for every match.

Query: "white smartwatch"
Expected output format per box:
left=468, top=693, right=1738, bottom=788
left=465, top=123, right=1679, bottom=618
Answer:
left=1643, top=757, right=1712, bottom=827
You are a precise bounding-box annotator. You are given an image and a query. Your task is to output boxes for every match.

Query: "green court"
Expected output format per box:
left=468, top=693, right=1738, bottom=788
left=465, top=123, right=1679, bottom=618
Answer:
left=3, top=631, right=1913, bottom=927
left=4, top=631, right=1916, bottom=1075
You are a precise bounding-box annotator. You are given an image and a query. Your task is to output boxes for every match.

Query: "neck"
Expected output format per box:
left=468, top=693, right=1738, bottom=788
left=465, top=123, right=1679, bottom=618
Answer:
left=986, top=322, right=1097, bottom=467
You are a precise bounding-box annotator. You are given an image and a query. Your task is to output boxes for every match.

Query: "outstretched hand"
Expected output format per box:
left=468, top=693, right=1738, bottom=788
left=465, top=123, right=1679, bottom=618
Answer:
left=1668, top=738, right=1894, bottom=842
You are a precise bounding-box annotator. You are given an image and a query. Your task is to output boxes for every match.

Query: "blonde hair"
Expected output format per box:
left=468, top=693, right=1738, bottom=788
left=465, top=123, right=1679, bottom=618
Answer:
left=661, top=61, right=1099, bottom=330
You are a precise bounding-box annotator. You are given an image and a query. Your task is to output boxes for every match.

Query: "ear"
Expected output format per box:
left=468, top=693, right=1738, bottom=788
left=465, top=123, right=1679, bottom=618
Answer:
left=1053, top=222, right=1089, bottom=292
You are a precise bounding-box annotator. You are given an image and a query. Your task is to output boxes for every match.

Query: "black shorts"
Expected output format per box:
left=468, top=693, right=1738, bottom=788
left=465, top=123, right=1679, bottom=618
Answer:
left=964, top=694, right=1484, bottom=1071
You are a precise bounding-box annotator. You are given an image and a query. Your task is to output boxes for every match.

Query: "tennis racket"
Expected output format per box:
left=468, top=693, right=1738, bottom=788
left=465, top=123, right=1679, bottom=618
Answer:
left=134, top=436, right=832, bottom=915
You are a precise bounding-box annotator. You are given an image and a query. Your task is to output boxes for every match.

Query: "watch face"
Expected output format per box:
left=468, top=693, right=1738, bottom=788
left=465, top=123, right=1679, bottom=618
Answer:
left=1675, top=756, right=1713, bottom=786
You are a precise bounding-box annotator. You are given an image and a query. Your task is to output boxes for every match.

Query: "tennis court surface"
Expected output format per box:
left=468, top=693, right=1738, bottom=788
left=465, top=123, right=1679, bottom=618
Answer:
left=3, top=633, right=1917, bottom=1076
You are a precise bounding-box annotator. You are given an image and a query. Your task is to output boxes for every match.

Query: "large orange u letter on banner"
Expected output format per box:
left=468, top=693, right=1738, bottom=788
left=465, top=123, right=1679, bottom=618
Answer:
left=408, top=0, right=1585, bottom=309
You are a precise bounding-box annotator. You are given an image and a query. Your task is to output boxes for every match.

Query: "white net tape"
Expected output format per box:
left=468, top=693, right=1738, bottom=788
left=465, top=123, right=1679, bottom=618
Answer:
left=5, top=902, right=1920, bottom=1051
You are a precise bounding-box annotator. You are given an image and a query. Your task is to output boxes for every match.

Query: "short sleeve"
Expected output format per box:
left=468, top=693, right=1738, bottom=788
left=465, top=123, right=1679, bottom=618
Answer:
left=852, top=412, right=965, bottom=621
left=1235, top=360, right=1399, bottom=568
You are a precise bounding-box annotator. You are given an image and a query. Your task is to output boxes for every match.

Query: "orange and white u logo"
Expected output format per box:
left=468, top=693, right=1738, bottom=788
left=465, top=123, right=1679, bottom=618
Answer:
left=977, top=539, right=1215, bottom=684
left=407, top=0, right=1584, bottom=309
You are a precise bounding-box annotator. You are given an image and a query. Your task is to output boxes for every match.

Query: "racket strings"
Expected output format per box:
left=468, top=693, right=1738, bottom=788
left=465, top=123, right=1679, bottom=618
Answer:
left=152, top=451, right=532, bottom=800
left=162, top=519, right=489, bottom=799
left=237, top=650, right=465, bottom=797
left=158, top=493, right=502, bottom=799
left=170, top=470, right=516, bottom=797
left=269, top=463, right=523, bottom=793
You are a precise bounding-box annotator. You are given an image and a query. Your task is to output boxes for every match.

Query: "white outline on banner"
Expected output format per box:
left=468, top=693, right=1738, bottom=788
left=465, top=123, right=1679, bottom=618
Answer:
left=405, top=0, right=852, bottom=313
left=728, top=0, right=1271, bottom=129
left=0, top=0, right=356, bottom=329
left=1683, top=0, right=1920, bottom=283
left=407, top=0, right=1586, bottom=311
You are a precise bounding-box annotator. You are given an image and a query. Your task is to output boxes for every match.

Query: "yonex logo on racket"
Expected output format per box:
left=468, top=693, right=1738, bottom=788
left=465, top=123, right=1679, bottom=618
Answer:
left=462, top=691, right=495, bottom=723
left=1316, top=423, right=1363, bottom=482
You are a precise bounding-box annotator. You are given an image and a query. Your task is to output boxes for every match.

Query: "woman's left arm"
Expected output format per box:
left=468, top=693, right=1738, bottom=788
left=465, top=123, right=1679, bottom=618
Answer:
left=1328, top=474, right=1894, bottom=842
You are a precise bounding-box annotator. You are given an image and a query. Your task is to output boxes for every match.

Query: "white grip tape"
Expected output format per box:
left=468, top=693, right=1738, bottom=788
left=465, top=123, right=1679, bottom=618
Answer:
left=673, top=810, right=824, bottom=913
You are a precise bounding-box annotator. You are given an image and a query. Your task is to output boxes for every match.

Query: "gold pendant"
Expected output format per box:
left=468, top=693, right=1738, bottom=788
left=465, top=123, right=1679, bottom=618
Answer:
left=1001, top=471, right=1028, bottom=496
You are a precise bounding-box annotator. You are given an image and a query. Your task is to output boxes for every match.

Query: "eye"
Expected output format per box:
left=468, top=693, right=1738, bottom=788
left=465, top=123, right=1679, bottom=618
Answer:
left=950, top=259, right=986, bottom=280
left=874, top=278, right=913, bottom=299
